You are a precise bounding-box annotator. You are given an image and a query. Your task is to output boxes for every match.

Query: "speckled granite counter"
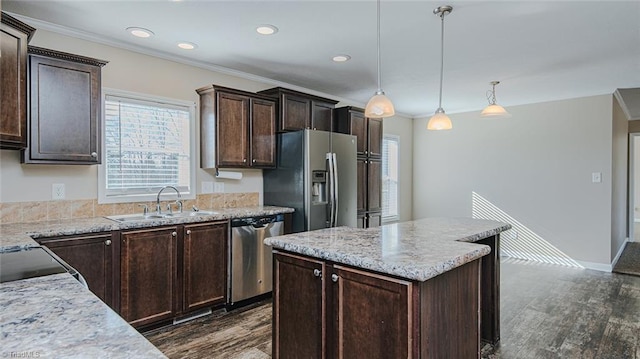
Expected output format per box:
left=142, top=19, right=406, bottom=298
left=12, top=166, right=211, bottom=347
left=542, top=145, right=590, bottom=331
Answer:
left=0, top=206, right=294, bottom=252
left=0, top=273, right=166, bottom=358
left=264, top=217, right=511, bottom=281
left=0, top=205, right=293, bottom=357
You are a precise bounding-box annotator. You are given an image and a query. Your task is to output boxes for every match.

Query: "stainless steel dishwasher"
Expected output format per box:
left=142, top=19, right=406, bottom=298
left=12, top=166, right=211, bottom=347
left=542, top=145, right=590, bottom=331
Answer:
left=230, top=214, right=284, bottom=305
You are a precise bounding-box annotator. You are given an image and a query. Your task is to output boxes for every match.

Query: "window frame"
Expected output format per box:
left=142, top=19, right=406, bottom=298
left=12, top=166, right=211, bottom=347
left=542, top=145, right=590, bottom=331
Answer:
left=98, top=88, right=197, bottom=204
left=381, top=134, right=400, bottom=223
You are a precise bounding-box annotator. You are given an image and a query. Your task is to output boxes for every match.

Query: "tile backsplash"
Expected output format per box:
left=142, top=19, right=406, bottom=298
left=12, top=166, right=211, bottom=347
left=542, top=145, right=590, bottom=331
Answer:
left=0, top=192, right=259, bottom=224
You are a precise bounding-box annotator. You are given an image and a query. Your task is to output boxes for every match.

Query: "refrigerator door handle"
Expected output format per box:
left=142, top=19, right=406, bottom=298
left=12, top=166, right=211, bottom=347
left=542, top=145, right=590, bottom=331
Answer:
left=326, top=152, right=335, bottom=228
left=332, top=153, right=339, bottom=227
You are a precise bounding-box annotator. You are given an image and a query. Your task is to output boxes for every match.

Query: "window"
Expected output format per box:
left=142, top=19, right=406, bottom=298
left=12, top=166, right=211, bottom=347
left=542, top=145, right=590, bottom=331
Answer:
left=98, top=89, right=196, bottom=203
left=382, top=135, right=399, bottom=221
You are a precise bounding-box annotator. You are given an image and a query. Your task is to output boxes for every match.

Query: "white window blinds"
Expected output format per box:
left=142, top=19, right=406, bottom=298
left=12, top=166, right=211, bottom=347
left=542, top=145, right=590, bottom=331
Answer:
left=382, top=135, right=399, bottom=220
left=103, top=94, right=192, bottom=197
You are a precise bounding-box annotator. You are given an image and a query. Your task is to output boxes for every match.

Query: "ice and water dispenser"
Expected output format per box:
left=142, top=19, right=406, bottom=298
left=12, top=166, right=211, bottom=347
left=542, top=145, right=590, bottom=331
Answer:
left=311, top=170, right=328, bottom=204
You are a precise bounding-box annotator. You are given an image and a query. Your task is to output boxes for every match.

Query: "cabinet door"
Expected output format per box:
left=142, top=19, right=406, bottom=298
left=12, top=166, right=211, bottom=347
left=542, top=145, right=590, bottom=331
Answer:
left=250, top=98, right=276, bottom=167
left=367, top=118, right=383, bottom=158
left=120, top=226, right=178, bottom=327
left=331, top=265, right=413, bottom=359
left=273, top=252, right=325, bottom=359
left=41, top=233, right=114, bottom=307
left=349, top=111, right=366, bottom=156
left=182, top=221, right=227, bottom=312
left=356, top=213, right=366, bottom=229
left=0, top=22, right=28, bottom=149
left=356, top=158, right=367, bottom=213
left=26, top=55, right=100, bottom=163
left=367, top=159, right=382, bottom=212
left=311, top=101, right=333, bottom=132
left=217, top=91, right=249, bottom=167
left=367, top=212, right=383, bottom=228
left=281, top=93, right=310, bottom=131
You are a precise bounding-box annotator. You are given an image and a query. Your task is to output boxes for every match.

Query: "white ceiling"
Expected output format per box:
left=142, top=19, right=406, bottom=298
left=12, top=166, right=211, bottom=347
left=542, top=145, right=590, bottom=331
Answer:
left=4, top=0, right=640, bottom=117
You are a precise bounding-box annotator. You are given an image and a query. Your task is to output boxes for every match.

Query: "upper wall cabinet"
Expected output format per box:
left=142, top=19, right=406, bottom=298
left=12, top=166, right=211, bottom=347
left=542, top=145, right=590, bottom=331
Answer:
left=22, top=46, right=107, bottom=164
left=258, top=87, right=338, bottom=132
left=197, top=85, right=277, bottom=169
left=0, top=12, right=35, bottom=150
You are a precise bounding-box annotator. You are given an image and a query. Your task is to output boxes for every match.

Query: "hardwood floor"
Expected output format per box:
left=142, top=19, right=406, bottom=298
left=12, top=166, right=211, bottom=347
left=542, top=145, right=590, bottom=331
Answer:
left=144, top=259, right=640, bottom=358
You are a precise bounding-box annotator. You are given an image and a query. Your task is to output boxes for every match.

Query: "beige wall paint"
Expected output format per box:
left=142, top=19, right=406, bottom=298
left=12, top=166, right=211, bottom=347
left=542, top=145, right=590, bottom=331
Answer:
left=0, top=29, right=414, bottom=219
left=413, top=95, right=615, bottom=267
left=383, top=116, right=413, bottom=222
left=611, top=96, right=628, bottom=261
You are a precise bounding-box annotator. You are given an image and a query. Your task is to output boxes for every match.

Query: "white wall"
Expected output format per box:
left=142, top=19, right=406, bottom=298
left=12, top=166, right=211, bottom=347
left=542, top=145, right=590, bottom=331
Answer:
left=413, top=95, right=615, bottom=267
left=0, top=29, right=415, bottom=219
left=383, top=116, right=413, bottom=222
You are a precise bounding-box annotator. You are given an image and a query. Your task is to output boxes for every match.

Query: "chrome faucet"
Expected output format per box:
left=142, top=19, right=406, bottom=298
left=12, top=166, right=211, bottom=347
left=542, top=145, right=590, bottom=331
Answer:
left=156, top=186, right=182, bottom=214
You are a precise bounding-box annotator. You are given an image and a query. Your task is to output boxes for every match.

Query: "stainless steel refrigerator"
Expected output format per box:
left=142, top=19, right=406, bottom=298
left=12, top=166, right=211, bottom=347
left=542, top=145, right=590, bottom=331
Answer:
left=263, top=129, right=357, bottom=233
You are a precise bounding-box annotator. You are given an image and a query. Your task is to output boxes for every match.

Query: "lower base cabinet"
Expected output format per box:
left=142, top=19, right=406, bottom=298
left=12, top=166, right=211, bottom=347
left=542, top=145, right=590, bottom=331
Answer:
left=120, top=221, right=228, bottom=328
left=39, top=232, right=115, bottom=308
left=273, top=251, right=482, bottom=358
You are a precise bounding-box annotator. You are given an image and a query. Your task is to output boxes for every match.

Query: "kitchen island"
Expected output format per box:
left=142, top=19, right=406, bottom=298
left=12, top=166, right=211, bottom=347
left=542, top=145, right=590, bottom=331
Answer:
left=265, top=217, right=511, bottom=358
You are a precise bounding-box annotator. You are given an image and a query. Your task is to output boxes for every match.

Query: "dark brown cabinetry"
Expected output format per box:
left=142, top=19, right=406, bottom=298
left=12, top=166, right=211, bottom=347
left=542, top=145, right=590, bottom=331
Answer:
left=182, top=221, right=227, bottom=312
left=273, top=251, right=415, bottom=359
left=0, top=12, right=35, bottom=149
left=273, top=250, right=483, bottom=358
left=120, top=226, right=178, bottom=327
left=119, top=220, right=228, bottom=328
left=38, top=232, right=115, bottom=308
left=23, top=46, right=107, bottom=164
left=197, top=85, right=276, bottom=169
left=335, top=107, right=383, bottom=227
left=258, top=87, right=338, bottom=132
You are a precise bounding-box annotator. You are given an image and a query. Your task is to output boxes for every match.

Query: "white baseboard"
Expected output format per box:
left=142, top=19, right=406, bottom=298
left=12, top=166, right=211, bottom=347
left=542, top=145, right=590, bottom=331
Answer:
left=610, top=237, right=631, bottom=271
left=576, top=260, right=612, bottom=272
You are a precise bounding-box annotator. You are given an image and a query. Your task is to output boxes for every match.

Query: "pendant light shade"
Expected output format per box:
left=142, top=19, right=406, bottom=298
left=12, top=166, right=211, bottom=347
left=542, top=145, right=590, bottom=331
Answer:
left=427, top=5, right=453, bottom=131
left=427, top=108, right=452, bottom=130
left=481, top=81, right=511, bottom=118
left=365, top=0, right=395, bottom=119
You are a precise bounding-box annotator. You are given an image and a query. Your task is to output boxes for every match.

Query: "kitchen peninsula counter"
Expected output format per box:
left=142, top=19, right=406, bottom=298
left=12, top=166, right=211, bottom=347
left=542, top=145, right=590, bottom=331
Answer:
left=0, top=205, right=293, bottom=358
left=266, top=217, right=511, bottom=358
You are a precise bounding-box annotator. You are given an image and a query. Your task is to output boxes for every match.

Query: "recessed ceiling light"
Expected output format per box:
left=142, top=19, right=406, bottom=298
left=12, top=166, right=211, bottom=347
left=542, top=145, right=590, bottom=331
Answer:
left=178, top=42, right=197, bottom=50
left=126, top=27, right=154, bottom=38
left=256, top=25, right=278, bottom=35
left=332, top=55, right=351, bottom=62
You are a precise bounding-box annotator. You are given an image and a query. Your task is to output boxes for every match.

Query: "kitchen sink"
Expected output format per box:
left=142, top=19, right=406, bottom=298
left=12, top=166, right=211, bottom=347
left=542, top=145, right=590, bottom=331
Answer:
left=106, top=211, right=220, bottom=223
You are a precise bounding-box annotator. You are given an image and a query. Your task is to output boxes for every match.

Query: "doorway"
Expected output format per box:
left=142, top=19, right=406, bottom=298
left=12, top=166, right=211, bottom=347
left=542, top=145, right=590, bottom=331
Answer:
left=628, top=133, right=640, bottom=242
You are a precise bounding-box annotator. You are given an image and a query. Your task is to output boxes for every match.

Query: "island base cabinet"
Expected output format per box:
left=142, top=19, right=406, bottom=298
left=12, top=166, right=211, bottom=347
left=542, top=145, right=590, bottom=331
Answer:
left=273, top=251, right=482, bottom=359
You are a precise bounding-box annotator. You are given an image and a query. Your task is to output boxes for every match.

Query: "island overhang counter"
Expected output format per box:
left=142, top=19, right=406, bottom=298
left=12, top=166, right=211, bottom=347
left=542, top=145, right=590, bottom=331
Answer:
left=265, top=217, right=511, bottom=358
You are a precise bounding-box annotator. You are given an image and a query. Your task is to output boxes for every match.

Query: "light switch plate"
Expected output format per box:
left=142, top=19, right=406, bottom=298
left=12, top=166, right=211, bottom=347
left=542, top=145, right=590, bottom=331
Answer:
left=52, top=183, right=65, bottom=200
left=592, top=172, right=602, bottom=183
left=202, top=181, right=213, bottom=193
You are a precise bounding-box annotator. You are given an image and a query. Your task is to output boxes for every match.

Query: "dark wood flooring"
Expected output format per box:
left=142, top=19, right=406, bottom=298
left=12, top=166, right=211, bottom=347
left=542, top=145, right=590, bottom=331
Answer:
left=144, top=258, right=640, bottom=358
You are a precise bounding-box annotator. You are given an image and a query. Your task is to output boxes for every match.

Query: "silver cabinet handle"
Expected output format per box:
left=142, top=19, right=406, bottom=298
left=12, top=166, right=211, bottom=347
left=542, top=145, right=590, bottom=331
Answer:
left=252, top=159, right=256, bottom=163
left=331, top=274, right=339, bottom=282
left=105, top=239, right=111, bottom=246
left=365, top=160, right=368, bottom=164
left=243, top=158, right=247, bottom=163
left=313, top=269, right=321, bottom=277
left=172, top=231, right=177, bottom=237
left=91, top=152, right=98, bottom=158
left=365, top=150, right=368, bottom=155
left=186, top=229, right=191, bottom=235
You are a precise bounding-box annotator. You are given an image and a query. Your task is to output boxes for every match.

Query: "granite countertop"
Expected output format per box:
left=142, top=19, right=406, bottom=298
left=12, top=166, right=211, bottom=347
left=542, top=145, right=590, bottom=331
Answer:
left=264, top=217, right=511, bottom=282
left=0, top=273, right=166, bottom=358
left=0, top=205, right=294, bottom=252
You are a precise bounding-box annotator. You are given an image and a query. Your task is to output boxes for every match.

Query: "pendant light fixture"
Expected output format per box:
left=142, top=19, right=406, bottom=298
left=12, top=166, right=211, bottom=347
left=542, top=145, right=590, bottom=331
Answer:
left=365, top=0, right=395, bottom=118
left=481, top=81, right=511, bottom=118
left=427, top=5, right=453, bottom=131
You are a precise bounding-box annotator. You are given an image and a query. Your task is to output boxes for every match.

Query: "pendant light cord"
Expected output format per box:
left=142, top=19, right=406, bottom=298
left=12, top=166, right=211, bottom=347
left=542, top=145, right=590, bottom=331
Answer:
left=437, top=11, right=445, bottom=109
left=376, top=0, right=382, bottom=92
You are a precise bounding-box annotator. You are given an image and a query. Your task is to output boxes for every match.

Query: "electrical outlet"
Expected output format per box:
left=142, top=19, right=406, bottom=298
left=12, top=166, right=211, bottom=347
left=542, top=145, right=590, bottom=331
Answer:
left=202, top=181, right=214, bottom=193
left=592, top=172, right=602, bottom=183
left=52, top=183, right=65, bottom=200
left=214, top=182, right=225, bottom=193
